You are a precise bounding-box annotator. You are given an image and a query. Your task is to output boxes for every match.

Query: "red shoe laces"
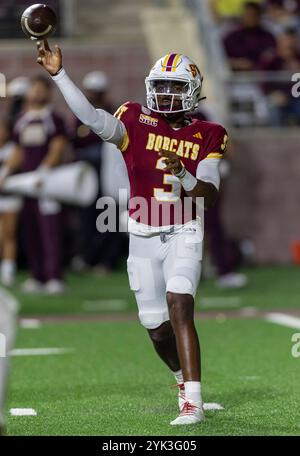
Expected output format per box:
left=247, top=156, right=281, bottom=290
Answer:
left=172, top=383, right=185, bottom=390
left=180, top=401, right=199, bottom=416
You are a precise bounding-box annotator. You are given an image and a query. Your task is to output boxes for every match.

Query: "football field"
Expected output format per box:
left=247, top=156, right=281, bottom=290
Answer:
left=5, top=266, right=300, bottom=436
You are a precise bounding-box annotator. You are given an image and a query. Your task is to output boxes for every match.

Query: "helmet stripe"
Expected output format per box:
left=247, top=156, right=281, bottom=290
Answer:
left=165, top=53, right=177, bottom=71
left=171, top=54, right=181, bottom=72
left=161, top=54, right=170, bottom=72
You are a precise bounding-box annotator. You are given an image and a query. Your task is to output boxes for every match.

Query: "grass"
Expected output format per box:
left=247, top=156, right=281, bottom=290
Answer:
left=4, top=265, right=300, bottom=435
left=10, top=265, right=300, bottom=316
left=6, top=318, right=300, bottom=436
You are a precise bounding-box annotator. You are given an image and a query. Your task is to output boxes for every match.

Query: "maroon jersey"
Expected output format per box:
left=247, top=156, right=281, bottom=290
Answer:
left=13, top=107, right=66, bottom=173
left=115, top=102, right=228, bottom=228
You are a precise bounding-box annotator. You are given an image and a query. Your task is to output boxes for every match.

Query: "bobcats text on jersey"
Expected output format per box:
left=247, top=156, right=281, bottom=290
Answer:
left=114, top=102, right=228, bottom=227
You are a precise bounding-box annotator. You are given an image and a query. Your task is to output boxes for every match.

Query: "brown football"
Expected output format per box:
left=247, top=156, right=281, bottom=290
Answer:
left=21, top=4, right=57, bottom=40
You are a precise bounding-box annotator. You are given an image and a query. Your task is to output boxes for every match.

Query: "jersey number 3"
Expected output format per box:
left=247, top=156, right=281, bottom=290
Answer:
left=154, top=157, right=182, bottom=202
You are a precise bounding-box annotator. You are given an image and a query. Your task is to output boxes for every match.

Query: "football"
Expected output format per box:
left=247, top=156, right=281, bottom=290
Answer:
left=21, top=4, right=57, bottom=41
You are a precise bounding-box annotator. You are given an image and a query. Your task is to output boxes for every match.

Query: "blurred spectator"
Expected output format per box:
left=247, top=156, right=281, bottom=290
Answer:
left=72, top=71, right=111, bottom=158
left=211, top=0, right=263, bottom=21
left=6, top=76, right=29, bottom=130
left=264, top=0, right=300, bottom=36
left=265, top=0, right=300, bottom=14
left=0, top=120, right=22, bottom=286
left=188, top=109, right=248, bottom=289
left=71, top=71, right=126, bottom=275
left=223, top=1, right=276, bottom=70
left=8, top=75, right=68, bottom=294
left=262, top=29, right=300, bottom=125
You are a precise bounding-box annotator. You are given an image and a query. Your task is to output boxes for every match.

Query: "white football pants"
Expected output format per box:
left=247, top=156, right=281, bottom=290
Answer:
left=127, top=226, right=203, bottom=329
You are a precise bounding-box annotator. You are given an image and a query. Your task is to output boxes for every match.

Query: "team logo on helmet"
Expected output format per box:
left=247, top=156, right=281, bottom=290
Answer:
left=145, top=54, right=203, bottom=114
left=161, top=53, right=182, bottom=73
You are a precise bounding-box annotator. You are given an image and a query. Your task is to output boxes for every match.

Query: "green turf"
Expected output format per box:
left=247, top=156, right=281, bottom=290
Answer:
left=8, top=265, right=300, bottom=316
left=4, top=265, right=300, bottom=435
left=6, top=318, right=300, bottom=436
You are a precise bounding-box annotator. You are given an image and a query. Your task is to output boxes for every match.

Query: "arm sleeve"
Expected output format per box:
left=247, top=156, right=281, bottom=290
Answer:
left=52, top=68, right=126, bottom=146
left=196, top=158, right=221, bottom=190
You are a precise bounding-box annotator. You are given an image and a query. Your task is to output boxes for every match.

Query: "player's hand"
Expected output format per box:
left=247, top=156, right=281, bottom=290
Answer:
left=36, top=40, right=62, bottom=76
left=159, top=149, right=183, bottom=175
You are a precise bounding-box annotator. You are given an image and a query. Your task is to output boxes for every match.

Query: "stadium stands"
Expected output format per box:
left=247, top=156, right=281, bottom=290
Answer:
left=186, top=0, right=300, bottom=127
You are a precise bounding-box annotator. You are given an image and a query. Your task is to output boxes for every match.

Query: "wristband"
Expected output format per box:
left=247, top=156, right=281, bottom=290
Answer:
left=174, top=167, right=197, bottom=192
left=174, top=167, right=186, bottom=179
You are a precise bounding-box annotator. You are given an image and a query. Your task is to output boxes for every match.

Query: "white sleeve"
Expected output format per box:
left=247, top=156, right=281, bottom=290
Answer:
left=196, top=158, right=221, bottom=190
left=52, top=68, right=125, bottom=146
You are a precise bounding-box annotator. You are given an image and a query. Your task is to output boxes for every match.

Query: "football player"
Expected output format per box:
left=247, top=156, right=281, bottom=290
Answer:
left=36, top=41, right=228, bottom=425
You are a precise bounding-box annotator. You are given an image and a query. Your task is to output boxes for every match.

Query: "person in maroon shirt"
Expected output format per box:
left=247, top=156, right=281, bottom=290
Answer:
left=223, top=1, right=276, bottom=70
left=2, top=75, right=68, bottom=294
left=261, top=29, right=300, bottom=125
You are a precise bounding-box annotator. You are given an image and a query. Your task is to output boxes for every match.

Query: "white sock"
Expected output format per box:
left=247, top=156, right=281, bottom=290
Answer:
left=173, top=369, right=184, bottom=385
left=184, top=381, right=202, bottom=404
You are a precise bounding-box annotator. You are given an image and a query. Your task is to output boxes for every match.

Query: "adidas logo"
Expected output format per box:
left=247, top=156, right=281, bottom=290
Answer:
left=193, top=132, right=203, bottom=139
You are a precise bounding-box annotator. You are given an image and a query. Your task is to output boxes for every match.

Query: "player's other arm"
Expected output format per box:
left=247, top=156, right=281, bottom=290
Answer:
left=36, top=40, right=126, bottom=149
left=162, top=126, right=228, bottom=208
left=185, top=178, right=218, bottom=209
left=159, top=150, right=219, bottom=209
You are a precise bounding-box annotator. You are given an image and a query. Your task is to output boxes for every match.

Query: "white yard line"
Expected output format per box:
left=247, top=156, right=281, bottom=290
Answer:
left=264, top=313, right=300, bottom=330
left=10, top=409, right=37, bottom=416
left=83, top=299, right=128, bottom=312
left=10, top=348, right=74, bottom=356
left=19, top=319, right=42, bottom=329
left=203, top=403, right=224, bottom=411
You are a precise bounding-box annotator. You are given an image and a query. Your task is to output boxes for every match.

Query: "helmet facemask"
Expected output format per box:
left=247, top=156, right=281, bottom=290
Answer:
left=145, top=77, right=202, bottom=114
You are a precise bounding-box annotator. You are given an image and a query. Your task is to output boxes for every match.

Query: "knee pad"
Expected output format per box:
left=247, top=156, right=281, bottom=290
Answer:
left=166, top=275, right=194, bottom=296
left=138, top=309, right=170, bottom=330
left=127, top=255, right=170, bottom=329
